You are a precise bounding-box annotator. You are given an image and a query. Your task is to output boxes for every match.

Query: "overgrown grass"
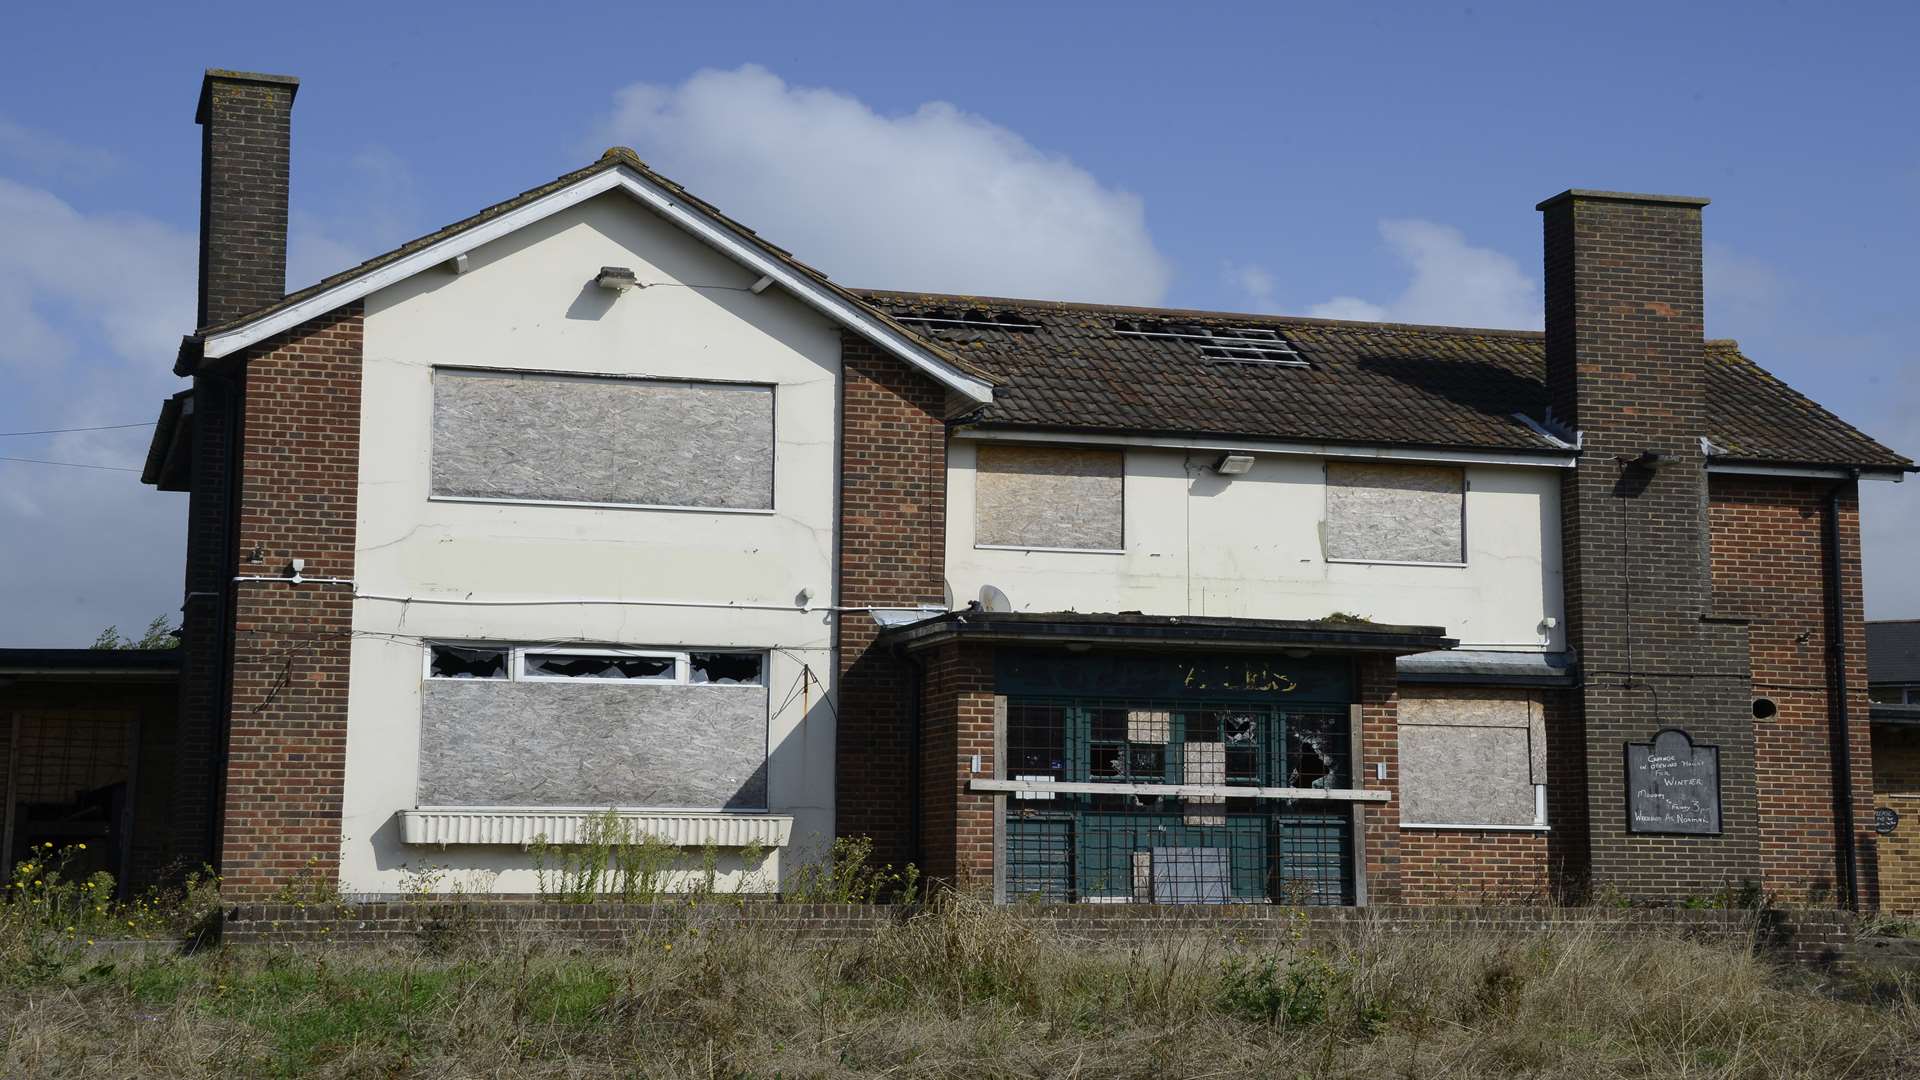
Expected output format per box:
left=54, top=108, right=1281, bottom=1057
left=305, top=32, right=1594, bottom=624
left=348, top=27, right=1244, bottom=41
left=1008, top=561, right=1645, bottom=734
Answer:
left=2, top=897, right=1916, bottom=1078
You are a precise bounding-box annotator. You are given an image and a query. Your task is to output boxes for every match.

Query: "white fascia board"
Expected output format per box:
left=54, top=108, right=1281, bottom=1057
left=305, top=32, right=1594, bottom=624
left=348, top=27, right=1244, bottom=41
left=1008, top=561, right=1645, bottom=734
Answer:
left=954, top=427, right=1577, bottom=469
left=1706, top=461, right=1907, bottom=482
left=198, top=167, right=994, bottom=404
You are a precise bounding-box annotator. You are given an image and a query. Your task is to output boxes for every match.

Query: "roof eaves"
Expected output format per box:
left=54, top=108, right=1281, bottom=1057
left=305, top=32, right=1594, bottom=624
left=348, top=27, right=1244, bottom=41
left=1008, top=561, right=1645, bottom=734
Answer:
left=182, top=150, right=997, bottom=396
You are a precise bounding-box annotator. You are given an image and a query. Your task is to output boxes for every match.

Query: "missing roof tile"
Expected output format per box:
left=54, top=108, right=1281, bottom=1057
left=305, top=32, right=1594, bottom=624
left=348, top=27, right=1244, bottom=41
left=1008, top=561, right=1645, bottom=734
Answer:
left=895, top=308, right=1042, bottom=335
left=1112, top=320, right=1306, bottom=366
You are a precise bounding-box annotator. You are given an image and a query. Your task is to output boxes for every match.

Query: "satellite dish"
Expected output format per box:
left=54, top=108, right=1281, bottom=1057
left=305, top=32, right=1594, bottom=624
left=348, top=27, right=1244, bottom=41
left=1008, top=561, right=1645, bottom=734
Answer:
left=979, top=585, right=1013, bottom=613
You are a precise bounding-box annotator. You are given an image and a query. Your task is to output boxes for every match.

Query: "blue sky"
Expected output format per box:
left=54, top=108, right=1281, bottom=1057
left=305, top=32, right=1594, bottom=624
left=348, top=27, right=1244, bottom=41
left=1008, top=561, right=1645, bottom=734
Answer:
left=1, top=1, right=1915, bottom=644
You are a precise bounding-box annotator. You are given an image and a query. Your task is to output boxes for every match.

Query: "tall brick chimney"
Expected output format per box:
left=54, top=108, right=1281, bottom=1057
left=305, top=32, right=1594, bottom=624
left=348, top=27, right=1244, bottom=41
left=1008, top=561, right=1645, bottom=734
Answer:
left=1539, top=190, right=1761, bottom=899
left=195, top=69, right=298, bottom=327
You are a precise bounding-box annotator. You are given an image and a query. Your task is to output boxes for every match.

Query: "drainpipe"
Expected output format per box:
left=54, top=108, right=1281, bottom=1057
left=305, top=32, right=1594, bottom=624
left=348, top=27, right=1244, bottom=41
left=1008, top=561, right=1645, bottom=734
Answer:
left=1823, top=471, right=1861, bottom=911
left=903, top=647, right=926, bottom=879
left=206, top=369, right=245, bottom=869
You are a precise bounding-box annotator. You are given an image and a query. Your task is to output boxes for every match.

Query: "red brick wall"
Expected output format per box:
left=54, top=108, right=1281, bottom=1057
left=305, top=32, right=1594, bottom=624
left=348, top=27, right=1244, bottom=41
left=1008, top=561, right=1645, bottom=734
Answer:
left=1872, top=727, right=1920, bottom=913
left=1710, top=475, right=1874, bottom=908
left=1357, top=656, right=1402, bottom=901
left=834, top=337, right=949, bottom=868
left=219, top=304, right=362, bottom=899
left=916, top=641, right=995, bottom=892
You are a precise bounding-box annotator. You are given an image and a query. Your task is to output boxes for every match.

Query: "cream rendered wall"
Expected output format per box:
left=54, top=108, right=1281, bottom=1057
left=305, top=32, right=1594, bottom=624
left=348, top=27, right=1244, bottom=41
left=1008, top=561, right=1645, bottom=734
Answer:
left=344, top=191, right=841, bottom=897
left=946, top=439, right=1564, bottom=649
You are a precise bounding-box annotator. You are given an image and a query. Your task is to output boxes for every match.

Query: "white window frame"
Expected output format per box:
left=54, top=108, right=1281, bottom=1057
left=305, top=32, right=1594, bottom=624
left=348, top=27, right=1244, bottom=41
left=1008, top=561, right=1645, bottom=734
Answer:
left=423, top=643, right=766, bottom=687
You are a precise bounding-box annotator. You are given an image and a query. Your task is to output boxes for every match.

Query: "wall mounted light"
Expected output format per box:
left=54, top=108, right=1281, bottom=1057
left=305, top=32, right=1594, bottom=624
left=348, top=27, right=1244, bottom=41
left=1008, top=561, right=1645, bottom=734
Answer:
left=1213, top=453, right=1255, bottom=476
left=595, top=266, right=639, bottom=291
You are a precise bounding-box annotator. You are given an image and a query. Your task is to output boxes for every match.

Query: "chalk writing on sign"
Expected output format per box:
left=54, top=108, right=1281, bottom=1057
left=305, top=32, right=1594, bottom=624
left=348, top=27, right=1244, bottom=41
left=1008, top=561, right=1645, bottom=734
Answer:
left=1623, top=728, right=1721, bottom=835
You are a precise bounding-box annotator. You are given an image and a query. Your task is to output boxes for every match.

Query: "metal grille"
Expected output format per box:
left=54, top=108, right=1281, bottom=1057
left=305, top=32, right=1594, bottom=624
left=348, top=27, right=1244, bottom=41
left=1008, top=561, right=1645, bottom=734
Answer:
left=1003, top=696, right=1355, bottom=905
left=1006, top=697, right=1351, bottom=790
left=1006, top=800, right=1353, bottom=905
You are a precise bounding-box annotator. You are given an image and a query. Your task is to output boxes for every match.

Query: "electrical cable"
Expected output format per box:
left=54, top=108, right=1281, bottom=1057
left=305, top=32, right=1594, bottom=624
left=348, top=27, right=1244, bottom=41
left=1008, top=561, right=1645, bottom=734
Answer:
left=0, top=455, right=141, bottom=472
left=0, top=421, right=154, bottom=437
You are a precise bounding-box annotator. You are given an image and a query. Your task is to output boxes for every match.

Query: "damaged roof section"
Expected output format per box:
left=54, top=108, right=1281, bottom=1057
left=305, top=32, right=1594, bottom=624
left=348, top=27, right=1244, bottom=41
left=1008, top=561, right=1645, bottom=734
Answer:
left=858, top=290, right=1912, bottom=472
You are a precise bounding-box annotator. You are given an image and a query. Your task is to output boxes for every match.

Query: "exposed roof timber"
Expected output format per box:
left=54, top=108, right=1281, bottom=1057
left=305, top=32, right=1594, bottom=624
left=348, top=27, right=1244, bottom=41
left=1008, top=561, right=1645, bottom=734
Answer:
left=954, top=426, right=1579, bottom=469
left=192, top=166, right=994, bottom=404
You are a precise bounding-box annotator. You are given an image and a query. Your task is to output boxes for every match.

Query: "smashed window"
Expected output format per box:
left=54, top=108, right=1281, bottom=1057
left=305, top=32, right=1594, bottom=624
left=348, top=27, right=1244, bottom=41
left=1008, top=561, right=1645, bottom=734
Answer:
left=429, top=645, right=509, bottom=680
left=689, top=653, right=763, bottom=686
left=524, top=652, right=676, bottom=680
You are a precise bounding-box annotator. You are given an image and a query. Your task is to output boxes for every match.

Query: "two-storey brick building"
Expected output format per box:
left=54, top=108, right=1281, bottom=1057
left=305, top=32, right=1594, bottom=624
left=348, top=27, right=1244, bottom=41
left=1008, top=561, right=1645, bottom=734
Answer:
left=144, top=69, right=1911, bottom=908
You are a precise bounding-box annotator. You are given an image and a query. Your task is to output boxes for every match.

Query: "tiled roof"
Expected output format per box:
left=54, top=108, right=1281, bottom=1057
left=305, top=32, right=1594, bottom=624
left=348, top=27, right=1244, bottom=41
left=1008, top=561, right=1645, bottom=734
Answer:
left=1869, top=621, right=1920, bottom=685
left=857, top=290, right=1912, bottom=470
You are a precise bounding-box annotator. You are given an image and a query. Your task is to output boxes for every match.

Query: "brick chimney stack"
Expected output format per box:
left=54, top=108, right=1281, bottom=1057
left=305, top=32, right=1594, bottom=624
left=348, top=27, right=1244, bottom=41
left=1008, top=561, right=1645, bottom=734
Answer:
left=1539, top=189, right=1762, bottom=899
left=195, top=69, right=298, bottom=328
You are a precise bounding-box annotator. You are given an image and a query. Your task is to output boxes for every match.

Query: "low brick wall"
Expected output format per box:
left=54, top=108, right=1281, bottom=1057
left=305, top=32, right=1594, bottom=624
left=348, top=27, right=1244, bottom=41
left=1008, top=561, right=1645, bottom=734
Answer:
left=221, top=900, right=1858, bottom=967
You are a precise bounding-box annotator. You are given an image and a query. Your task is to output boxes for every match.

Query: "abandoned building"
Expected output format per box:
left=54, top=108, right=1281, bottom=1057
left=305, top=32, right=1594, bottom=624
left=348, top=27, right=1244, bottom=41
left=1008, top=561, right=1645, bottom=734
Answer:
left=136, top=68, right=1914, bottom=909
left=1870, top=620, right=1920, bottom=911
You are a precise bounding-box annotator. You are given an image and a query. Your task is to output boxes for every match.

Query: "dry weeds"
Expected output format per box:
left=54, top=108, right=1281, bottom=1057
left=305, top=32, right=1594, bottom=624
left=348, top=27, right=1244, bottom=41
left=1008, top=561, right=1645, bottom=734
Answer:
left=2, top=898, right=1915, bottom=1078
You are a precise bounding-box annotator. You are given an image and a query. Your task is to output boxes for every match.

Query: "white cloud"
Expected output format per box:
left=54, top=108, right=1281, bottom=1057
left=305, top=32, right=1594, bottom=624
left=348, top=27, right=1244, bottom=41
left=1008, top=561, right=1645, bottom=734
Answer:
left=288, top=146, right=425, bottom=290
left=0, top=177, right=195, bottom=645
left=0, top=116, right=120, bottom=181
left=1300, top=219, right=1540, bottom=329
left=600, top=65, right=1170, bottom=304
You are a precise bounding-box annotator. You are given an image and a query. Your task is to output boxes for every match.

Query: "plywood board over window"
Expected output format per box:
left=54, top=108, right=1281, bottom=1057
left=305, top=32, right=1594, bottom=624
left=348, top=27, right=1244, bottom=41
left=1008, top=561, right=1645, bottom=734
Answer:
left=1398, top=689, right=1546, bottom=828
left=975, top=444, right=1123, bottom=550
left=1324, top=462, right=1464, bottom=564
left=431, top=368, right=774, bottom=510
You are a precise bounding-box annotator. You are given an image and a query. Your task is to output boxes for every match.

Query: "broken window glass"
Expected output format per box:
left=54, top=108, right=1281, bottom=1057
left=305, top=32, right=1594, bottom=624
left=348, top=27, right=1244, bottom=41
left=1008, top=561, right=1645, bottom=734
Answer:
left=525, top=653, right=675, bottom=680
left=689, top=652, right=763, bottom=685
left=429, top=645, right=508, bottom=679
left=1285, top=712, right=1346, bottom=789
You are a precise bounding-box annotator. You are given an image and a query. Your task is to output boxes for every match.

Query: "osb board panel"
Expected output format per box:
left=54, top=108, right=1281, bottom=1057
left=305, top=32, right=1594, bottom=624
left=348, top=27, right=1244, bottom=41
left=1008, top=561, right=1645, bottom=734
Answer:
left=975, top=444, right=1122, bottom=550
left=1400, top=725, right=1536, bottom=825
left=1324, top=462, right=1463, bottom=563
left=419, top=681, right=767, bottom=809
left=432, top=369, right=773, bottom=509
left=1399, top=690, right=1541, bottom=826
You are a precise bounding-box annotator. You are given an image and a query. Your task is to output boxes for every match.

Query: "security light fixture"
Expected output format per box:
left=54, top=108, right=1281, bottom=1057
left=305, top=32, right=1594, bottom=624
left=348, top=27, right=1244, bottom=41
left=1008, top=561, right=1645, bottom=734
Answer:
left=1213, top=453, right=1256, bottom=476
left=595, top=266, right=639, bottom=291
left=1618, top=449, right=1665, bottom=470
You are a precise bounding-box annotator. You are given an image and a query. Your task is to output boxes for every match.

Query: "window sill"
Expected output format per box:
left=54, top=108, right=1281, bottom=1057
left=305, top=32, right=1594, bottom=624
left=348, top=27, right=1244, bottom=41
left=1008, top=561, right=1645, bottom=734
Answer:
left=428, top=495, right=777, bottom=515
left=1399, top=822, right=1550, bottom=832
left=1325, top=558, right=1468, bottom=568
left=399, top=808, right=793, bottom=848
left=974, top=544, right=1125, bottom=555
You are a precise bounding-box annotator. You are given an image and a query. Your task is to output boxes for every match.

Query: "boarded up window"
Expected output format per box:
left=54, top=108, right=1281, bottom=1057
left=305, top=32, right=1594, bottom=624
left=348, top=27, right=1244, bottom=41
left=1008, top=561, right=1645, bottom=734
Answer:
left=975, top=444, right=1123, bottom=550
left=1398, top=690, right=1544, bottom=827
left=431, top=369, right=774, bottom=510
left=419, top=681, right=768, bottom=809
left=1324, top=462, right=1464, bottom=563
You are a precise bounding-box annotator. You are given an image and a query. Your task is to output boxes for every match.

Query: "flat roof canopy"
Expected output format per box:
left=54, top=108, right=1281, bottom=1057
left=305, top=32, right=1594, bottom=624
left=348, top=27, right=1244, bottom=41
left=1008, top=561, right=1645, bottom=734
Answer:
left=879, top=610, right=1455, bottom=655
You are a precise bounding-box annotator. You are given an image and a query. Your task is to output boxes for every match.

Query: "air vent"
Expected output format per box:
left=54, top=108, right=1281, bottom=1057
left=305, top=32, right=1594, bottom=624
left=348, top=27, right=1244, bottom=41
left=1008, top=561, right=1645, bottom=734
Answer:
left=894, top=308, right=1041, bottom=333
left=1112, top=320, right=1306, bottom=366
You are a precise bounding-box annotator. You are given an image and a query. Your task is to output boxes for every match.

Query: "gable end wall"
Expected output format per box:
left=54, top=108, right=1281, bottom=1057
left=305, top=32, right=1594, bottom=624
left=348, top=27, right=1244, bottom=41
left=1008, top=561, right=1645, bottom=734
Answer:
left=219, top=304, right=362, bottom=899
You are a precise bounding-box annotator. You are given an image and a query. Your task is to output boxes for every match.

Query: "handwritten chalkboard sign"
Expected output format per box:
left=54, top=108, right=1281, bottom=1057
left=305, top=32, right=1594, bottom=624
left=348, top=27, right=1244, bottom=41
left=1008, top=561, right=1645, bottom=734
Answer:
left=1624, top=729, right=1721, bottom=835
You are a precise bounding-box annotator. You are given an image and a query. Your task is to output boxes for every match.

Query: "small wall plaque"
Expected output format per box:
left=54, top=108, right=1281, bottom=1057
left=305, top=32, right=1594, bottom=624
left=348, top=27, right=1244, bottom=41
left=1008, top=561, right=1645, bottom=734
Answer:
left=1624, top=728, right=1722, bottom=835
left=1876, top=806, right=1899, bottom=835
